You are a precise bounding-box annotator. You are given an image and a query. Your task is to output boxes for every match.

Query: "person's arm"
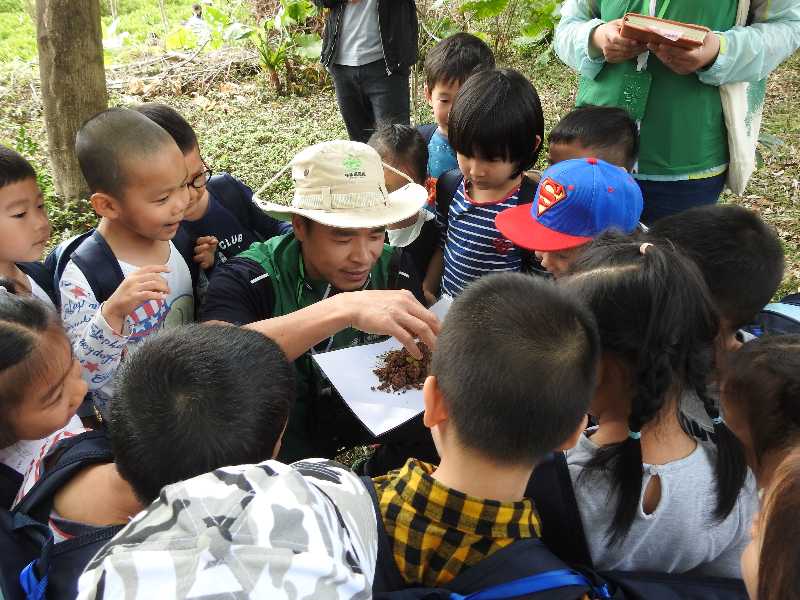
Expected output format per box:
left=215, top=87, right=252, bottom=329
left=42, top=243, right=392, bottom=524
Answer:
left=694, top=0, right=800, bottom=85
left=554, top=0, right=608, bottom=79
left=60, top=262, right=130, bottom=393
left=201, top=258, right=441, bottom=362
left=238, top=289, right=440, bottom=362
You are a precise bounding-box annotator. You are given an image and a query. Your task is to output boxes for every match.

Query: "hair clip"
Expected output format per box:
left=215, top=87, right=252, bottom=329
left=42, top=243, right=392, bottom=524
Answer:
left=628, top=430, right=642, bottom=440
left=639, top=243, right=653, bottom=255
left=711, top=416, right=724, bottom=425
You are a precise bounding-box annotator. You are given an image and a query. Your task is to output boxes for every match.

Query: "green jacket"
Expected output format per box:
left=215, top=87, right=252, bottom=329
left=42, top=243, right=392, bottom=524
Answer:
left=238, top=233, right=398, bottom=462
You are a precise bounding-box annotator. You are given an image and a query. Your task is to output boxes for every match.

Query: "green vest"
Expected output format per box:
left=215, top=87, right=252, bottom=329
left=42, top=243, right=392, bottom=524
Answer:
left=238, top=233, right=396, bottom=462
left=576, top=0, right=736, bottom=177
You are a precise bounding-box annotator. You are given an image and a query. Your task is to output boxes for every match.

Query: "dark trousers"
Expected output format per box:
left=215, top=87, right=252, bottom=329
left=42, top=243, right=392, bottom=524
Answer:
left=637, top=171, right=727, bottom=225
left=328, top=60, right=410, bottom=143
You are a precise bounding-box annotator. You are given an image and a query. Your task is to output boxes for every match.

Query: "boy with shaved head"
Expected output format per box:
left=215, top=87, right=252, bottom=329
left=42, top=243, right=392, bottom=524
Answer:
left=62, top=108, right=195, bottom=420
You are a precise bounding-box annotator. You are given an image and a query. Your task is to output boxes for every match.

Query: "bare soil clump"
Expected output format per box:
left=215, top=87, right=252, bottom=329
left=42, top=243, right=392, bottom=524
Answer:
left=372, top=343, right=432, bottom=393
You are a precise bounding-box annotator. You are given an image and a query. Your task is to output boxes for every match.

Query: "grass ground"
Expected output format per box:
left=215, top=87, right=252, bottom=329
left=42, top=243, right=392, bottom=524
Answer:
left=0, top=13, right=798, bottom=297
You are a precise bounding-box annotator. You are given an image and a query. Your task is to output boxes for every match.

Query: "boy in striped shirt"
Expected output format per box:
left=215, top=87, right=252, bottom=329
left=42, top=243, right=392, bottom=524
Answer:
left=422, top=68, right=543, bottom=301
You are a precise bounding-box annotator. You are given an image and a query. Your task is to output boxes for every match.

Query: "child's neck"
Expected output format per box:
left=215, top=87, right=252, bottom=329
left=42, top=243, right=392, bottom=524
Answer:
left=432, top=449, right=532, bottom=502
left=591, top=404, right=697, bottom=465
left=53, top=463, right=147, bottom=526
left=0, top=261, right=29, bottom=290
left=466, top=175, right=522, bottom=205
left=97, top=217, right=171, bottom=267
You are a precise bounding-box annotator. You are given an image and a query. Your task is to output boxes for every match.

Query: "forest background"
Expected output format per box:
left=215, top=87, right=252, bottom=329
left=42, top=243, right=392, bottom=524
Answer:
left=1, top=0, right=799, bottom=298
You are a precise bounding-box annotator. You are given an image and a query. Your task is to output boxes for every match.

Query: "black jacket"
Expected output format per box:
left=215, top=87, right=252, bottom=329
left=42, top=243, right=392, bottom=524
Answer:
left=313, top=0, right=419, bottom=73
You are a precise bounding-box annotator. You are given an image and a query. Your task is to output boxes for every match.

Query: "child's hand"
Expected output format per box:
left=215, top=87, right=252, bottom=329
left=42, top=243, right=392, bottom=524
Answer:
left=423, top=289, right=438, bottom=308
left=193, top=236, right=218, bottom=270
left=102, top=265, right=172, bottom=333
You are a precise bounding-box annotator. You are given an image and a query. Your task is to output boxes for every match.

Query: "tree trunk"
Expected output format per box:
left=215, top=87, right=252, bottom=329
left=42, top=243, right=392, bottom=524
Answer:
left=36, top=0, right=108, bottom=204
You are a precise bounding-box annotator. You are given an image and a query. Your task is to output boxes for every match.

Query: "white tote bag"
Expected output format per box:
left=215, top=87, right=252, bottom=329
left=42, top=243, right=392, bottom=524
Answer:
left=719, top=0, right=768, bottom=196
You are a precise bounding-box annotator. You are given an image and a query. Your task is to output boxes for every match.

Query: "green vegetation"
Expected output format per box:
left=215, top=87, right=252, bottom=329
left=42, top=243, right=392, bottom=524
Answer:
left=0, top=0, right=798, bottom=296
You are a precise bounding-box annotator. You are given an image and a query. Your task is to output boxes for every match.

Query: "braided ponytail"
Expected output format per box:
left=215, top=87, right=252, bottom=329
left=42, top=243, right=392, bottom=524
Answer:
left=566, top=231, right=741, bottom=544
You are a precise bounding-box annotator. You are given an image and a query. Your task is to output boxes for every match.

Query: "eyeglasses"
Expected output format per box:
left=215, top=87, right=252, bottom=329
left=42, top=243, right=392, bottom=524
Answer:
left=187, top=167, right=213, bottom=189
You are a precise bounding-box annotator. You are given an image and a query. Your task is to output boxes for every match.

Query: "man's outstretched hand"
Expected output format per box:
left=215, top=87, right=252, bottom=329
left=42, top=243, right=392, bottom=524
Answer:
left=345, top=289, right=441, bottom=359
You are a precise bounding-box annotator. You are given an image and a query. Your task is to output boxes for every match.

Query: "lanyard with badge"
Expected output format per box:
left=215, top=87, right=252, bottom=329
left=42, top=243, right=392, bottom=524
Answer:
left=617, top=0, right=672, bottom=120
left=295, top=254, right=372, bottom=355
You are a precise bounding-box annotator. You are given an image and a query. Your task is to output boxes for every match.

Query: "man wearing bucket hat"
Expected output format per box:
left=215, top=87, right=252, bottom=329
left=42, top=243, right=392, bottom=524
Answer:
left=202, top=140, right=440, bottom=470
left=495, top=157, right=643, bottom=279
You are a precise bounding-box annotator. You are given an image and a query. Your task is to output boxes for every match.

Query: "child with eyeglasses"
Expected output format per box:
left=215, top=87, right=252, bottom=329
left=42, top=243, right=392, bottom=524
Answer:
left=133, top=103, right=292, bottom=272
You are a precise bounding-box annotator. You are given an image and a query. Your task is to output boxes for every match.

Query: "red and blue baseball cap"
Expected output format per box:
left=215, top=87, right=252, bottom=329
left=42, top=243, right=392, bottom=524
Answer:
left=496, top=158, right=643, bottom=252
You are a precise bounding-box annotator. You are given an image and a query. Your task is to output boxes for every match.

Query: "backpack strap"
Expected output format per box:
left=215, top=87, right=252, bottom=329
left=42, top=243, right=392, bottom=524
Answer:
left=42, top=229, right=96, bottom=308
left=515, top=176, right=540, bottom=275
left=13, top=431, right=114, bottom=523
left=762, top=301, right=800, bottom=323
left=361, top=476, right=596, bottom=600
left=15, top=262, right=58, bottom=306
left=206, top=173, right=266, bottom=243
left=434, top=168, right=465, bottom=225
left=0, top=463, right=24, bottom=511
left=416, top=124, right=439, bottom=146
left=525, top=452, right=593, bottom=569
left=171, top=226, right=201, bottom=292
left=69, top=230, right=125, bottom=304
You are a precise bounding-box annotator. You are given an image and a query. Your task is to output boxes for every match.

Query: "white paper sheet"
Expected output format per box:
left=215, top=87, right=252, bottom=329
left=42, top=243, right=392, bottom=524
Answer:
left=312, top=296, right=452, bottom=436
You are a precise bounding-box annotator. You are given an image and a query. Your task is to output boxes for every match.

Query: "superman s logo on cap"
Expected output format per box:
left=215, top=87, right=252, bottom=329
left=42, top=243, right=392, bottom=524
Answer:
left=537, top=177, right=567, bottom=216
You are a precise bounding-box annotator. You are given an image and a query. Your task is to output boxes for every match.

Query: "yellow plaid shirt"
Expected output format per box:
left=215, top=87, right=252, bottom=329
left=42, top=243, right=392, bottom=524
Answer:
left=373, top=459, right=541, bottom=588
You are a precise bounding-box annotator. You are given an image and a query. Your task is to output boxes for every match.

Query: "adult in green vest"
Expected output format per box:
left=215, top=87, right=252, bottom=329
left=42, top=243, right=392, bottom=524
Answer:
left=555, top=0, right=800, bottom=223
left=203, top=140, right=440, bottom=472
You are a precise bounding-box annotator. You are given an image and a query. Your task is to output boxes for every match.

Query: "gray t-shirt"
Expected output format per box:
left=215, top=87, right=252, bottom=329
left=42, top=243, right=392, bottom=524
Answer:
left=565, top=428, right=758, bottom=576
left=334, top=0, right=384, bottom=66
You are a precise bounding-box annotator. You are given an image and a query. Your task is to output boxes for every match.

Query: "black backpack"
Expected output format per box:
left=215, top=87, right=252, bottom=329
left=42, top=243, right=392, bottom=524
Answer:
left=416, top=124, right=439, bottom=146
left=435, top=168, right=546, bottom=276
left=360, top=476, right=600, bottom=600
left=41, top=228, right=200, bottom=309
left=743, top=293, right=800, bottom=336
left=200, top=173, right=267, bottom=243
left=0, top=431, right=124, bottom=600
left=15, top=261, right=59, bottom=306
left=525, top=452, right=750, bottom=600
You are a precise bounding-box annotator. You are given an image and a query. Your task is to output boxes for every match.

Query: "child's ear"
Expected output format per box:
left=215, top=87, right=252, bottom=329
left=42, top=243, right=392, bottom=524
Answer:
left=534, top=135, right=542, bottom=152
left=424, top=85, right=433, bottom=104
left=91, top=192, right=120, bottom=219
left=553, top=414, right=589, bottom=451
left=423, top=376, right=447, bottom=429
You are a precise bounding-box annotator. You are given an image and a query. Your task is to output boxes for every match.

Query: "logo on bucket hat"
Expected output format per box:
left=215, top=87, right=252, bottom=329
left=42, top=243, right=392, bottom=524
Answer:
left=495, top=158, right=643, bottom=252
left=253, top=140, right=427, bottom=229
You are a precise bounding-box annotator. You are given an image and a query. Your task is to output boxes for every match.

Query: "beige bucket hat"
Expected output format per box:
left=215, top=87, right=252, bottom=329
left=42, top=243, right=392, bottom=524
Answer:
left=254, top=140, right=427, bottom=228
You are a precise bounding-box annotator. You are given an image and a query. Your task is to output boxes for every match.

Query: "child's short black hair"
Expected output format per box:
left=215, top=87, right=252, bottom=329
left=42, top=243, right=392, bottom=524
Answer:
left=648, top=204, right=785, bottom=330
left=132, top=102, right=200, bottom=155
left=75, top=108, right=178, bottom=199
left=0, top=146, right=37, bottom=190
left=424, top=32, right=495, bottom=91
left=448, top=68, right=544, bottom=178
left=367, top=122, right=428, bottom=185
left=431, top=273, right=599, bottom=468
left=111, top=324, right=295, bottom=503
left=548, top=105, right=639, bottom=172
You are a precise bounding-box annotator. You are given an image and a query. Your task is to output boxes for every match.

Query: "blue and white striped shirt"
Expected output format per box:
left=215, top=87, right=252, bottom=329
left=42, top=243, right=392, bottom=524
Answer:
left=436, top=178, right=523, bottom=297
